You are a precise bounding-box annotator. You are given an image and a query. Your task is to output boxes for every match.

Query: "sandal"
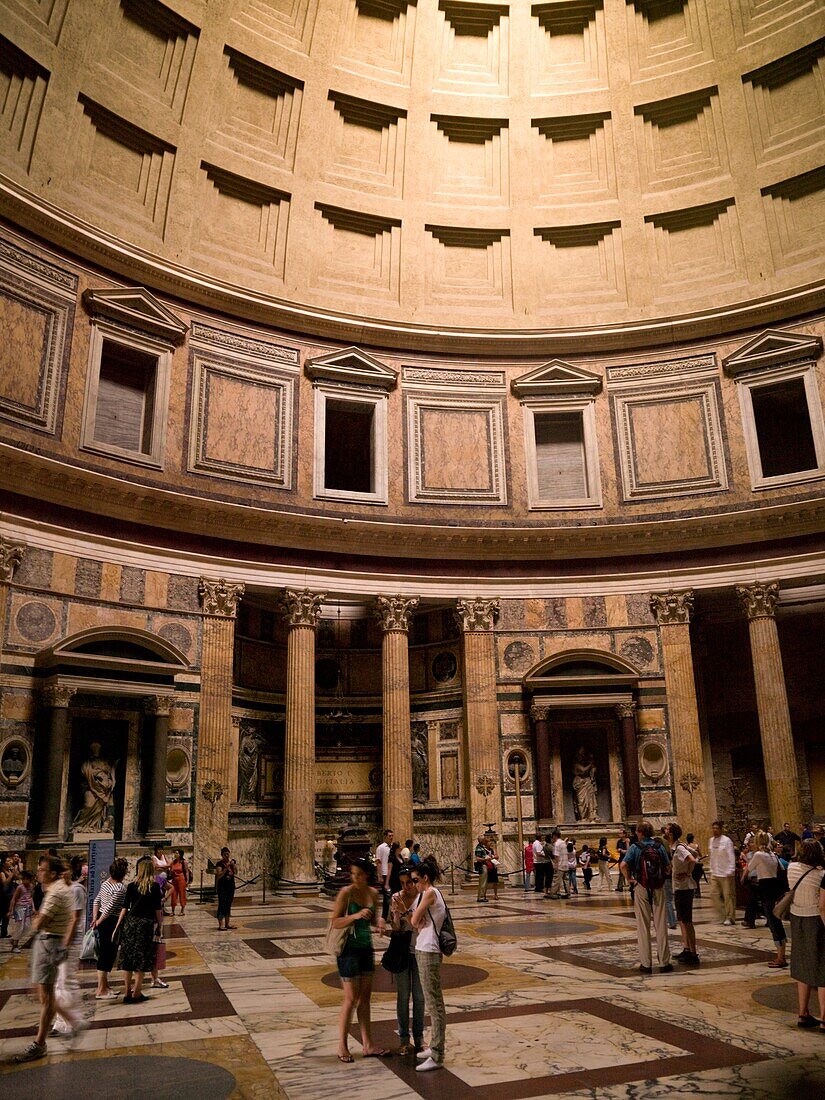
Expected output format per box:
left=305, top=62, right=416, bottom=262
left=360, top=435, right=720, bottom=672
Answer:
left=337, top=1052, right=354, bottom=1063
left=397, top=1043, right=413, bottom=1055
left=797, top=1014, right=819, bottom=1028
left=363, top=1049, right=392, bottom=1058
left=768, top=960, right=788, bottom=968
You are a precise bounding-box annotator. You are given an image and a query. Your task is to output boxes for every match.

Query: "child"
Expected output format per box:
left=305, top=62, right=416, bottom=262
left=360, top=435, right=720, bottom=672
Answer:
left=10, top=871, right=34, bottom=952
left=579, top=845, right=593, bottom=890
left=566, top=842, right=579, bottom=895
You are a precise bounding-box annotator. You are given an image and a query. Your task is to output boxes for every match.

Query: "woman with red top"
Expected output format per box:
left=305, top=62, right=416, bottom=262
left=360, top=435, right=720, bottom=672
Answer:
left=169, top=849, right=190, bottom=916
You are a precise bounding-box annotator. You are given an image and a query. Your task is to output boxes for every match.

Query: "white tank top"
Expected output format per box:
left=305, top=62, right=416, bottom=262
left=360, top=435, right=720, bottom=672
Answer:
left=414, top=887, right=446, bottom=954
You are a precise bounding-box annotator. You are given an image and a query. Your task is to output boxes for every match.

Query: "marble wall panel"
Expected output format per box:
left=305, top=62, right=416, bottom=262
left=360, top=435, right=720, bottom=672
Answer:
left=50, top=553, right=77, bottom=595
left=7, top=593, right=62, bottom=648
left=66, top=603, right=148, bottom=635
left=0, top=802, right=27, bottom=828
left=498, top=636, right=538, bottom=680
left=637, top=706, right=665, bottom=731
left=407, top=393, right=507, bottom=504
left=165, top=802, right=191, bottom=828
left=74, top=559, right=102, bottom=598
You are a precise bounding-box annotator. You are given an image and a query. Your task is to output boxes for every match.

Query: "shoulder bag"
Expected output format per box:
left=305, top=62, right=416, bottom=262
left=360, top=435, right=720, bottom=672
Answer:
left=429, top=890, right=457, bottom=957
left=381, top=930, right=412, bottom=973
left=325, top=889, right=352, bottom=960
left=773, top=866, right=816, bottom=920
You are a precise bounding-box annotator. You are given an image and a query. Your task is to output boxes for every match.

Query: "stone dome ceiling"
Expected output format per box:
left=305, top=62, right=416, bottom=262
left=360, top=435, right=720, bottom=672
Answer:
left=0, top=0, right=823, bottom=350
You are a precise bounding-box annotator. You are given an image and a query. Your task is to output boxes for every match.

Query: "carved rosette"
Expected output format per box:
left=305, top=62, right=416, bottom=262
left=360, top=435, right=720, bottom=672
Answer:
left=145, top=695, right=172, bottom=717
left=736, top=582, right=779, bottom=621
left=649, top=590, right=694, bottom=625
left=199, top=577, right=245, bottom=617
left=530, top=705, right=550, bottom=724
left=616, top=702, right=637, bottom=720
left=277, top=588, right=326, bottom=628
left=375, top=594, right=420, bottom=633
left=0, top=538, right=25, bottom=583
left=41, top=684, right=76, bottom=709
left=455, top=597, right=500, bottom=632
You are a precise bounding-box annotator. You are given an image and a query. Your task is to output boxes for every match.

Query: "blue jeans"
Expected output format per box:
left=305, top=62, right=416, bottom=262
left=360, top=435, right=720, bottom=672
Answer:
left=396, top=953, right=425, bottom=1046
left=664, top=878, right=676, bottom=927
left=567, top=869, right=578, bottom=894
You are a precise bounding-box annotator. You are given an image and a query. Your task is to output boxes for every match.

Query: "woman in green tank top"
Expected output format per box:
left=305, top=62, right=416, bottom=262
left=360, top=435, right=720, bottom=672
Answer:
left=330, top=858, right=389, bottom=1063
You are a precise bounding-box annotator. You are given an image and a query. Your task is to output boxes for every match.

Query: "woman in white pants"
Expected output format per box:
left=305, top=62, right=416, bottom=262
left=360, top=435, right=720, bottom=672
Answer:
left=411, top=859, right=447, bottom=1073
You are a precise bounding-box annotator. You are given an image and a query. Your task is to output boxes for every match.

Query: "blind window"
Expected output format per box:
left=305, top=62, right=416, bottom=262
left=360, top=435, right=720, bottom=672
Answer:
left=534, top=411, right=587, bottom=500
left=94, top=341, right=157, bottom=454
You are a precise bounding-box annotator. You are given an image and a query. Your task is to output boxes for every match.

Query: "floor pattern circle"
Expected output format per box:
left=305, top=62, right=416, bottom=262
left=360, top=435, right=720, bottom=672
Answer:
left=1, top=1056, right=236, bottom=1099
left=322, top=962, right=489, bottom=992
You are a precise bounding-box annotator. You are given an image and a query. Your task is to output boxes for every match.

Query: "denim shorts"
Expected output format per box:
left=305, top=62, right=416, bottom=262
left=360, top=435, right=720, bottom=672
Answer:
left=336, top=942, right=374, bottom=980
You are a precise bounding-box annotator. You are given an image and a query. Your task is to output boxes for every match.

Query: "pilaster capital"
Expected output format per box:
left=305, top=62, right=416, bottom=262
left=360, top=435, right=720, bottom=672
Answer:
left=455, top=597, right=500, bottom=633
left=736, top=581, right=779, bottom=621
left=0, top=538, right=25, bottom=583
left=231, top=714, right=243, bottom=730
left=649, top=590, right=694, bottom=625
left=41, top=684, right=76, bottom=709
left=199, top=577, right=245, bottom=617
left=530, top=704, right=550, bottom=724
left=374, top=594, right=419, bottom=633
left=616, top=702, right=637, bottom=721
left=145, top=695, right=172, bottom=717
left=277, top=588, right=326, bottom=628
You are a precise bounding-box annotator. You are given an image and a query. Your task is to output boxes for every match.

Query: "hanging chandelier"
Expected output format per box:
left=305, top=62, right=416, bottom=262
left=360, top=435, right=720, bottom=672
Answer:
left=321, top=604, right=355, bottom=727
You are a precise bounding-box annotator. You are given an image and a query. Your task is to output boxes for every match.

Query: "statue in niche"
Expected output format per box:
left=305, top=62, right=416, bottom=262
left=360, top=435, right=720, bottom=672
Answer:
left=571, top=745, right=598, bottom=822
left=238, top=724, right=263, bottom=805
left=72, top=742, right=116, bottom=834
left=411, top=725, right=429, bottom=804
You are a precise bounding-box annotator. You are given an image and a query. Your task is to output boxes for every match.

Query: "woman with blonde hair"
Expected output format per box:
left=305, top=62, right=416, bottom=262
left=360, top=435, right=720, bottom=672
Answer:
left=745, top=831, right=787, bottom=968
left=113, top=858, right=163, bottom=1004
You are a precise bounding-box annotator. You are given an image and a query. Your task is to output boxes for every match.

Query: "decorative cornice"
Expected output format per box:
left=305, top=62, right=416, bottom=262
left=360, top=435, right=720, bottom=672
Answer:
left=145, top=695, right=172, bottom=716
left=277, top=588, right=326, bottom=628
left=199, top=577, right=245, bottom=617
left=616, top=702, right=637, bottom=720
left=650, top=590, right=694, bottom=625
left=511, top=359, right=603, bottom=399
left=456, top=597, right=500, bottom=632
left=530, top=705, right=550, bottom=724
left=736, top=581, right=779, bottom=621
left=304, top=346, right=398, bottom=390
left=0, top=538, right=25, bottom=583
left=41, top=684, right=76, bottom=708
left=82, top=287, right=188, bottom=345
left=374, top=594, right=420, bottom=633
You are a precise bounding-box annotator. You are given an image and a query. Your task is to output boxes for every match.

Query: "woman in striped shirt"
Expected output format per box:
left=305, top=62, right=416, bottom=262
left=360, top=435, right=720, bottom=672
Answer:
left=92, top=858, right=128, bottom=999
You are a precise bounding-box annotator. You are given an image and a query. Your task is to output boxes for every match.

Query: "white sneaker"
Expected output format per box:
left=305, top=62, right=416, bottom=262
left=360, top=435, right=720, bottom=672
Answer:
left=723, top=919, right=734, bottom=926
left=416, top=1058, right=442, bottom=1072
left=416, top=1048, right=432, bottom=1060
left=95, top=990, right=120, bottom=1000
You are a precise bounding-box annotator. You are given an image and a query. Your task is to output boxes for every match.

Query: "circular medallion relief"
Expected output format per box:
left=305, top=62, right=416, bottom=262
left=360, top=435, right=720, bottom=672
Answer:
left=166, top=746, right=191, bottom=792
left=639, top=741, right=668, bottom=782
left=15, top=601, right=57, bottom=643
left=157, top=622, right=193, bottom=656
left=431, top=651, right=457, bottom=683
left=503, top=640, right=535, bottom=672
left=620, top=635, right=655, bottom=668
left=0, top=737, right=30, bottom=788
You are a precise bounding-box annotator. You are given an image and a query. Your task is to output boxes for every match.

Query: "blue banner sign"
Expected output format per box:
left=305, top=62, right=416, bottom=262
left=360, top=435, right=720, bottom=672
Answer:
left=86, top=838, right=116, bottom=929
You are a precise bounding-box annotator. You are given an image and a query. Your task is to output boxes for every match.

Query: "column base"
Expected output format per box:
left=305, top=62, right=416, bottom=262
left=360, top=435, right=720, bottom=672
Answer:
left=38, top=833, right=63, bottom=846
left=144, top=829, right=166, bottom=843
left=274, top=882, right=319, bottom=897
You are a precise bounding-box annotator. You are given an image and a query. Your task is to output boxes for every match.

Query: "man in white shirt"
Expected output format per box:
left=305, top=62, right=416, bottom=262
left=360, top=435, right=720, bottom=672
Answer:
left=550, top=830, right=570, bottom=899
left=376, top=829, right=393, bottom=920
left=707, top=820, right=737, bottom=925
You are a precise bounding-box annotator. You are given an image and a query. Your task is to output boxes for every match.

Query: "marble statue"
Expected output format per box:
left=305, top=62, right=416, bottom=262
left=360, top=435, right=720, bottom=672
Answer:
left=572, top=745, right=598, bottom=822
left=72, top=742, right=116, bottom=833
left=0, top=743, right=26, bottom=786
left=411, top=726, right=429, bottom=803
left=238, top=725, right=262, bottom=804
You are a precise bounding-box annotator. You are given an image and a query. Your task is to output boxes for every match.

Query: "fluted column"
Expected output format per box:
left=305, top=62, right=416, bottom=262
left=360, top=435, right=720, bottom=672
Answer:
left=0, top=539, right=25, bottom=672
left=616, top=702, right=642, bottom=820
left=736, top=582, right=801, bottom=828
left=530, top=705, right=553, bottom=822
left=375, top=595, right=419, bottom=840
left=457, top=598, right=501, bottom=855
left=650, top=591, right=708, bottom=840
left=278, top=589, right=326, bottom=891
left=40, top=684, right=76, bottom=842
left=145, top=695, right=171, bottom=841
left=194, top=578, right=244, bottom=871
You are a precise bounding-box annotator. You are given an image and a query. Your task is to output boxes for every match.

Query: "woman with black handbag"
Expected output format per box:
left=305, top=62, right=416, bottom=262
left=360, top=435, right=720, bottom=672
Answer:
left=385, top=867, right=424, bottom=1055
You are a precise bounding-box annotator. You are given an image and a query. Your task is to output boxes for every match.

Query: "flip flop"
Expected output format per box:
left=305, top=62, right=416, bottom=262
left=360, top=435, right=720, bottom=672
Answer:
left=337, top=1053, right=354, bottom=1063
left=363, top=1049, right=392, bottom=1058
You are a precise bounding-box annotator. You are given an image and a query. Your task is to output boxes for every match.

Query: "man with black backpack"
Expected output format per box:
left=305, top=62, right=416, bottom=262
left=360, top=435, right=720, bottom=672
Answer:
left=620, top=821, right=674, bottom=975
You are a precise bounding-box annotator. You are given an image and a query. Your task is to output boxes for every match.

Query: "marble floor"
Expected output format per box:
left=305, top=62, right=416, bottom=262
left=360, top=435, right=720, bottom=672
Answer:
left=1, top=884, right=824, bottom=1098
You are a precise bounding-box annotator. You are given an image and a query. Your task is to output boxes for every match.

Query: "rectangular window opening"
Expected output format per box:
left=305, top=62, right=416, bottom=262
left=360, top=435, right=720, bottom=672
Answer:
left=534, top=410, right=588, bottom=500
left=94, top=340, right=158, bottom=454
left=751, top=378, right=817, bottom=479
left=324, top=398, right=374, bottom=494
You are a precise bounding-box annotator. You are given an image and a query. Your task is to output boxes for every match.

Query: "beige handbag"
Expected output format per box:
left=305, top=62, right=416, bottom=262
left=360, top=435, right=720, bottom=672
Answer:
left=773, top=866, right=815, bottom=920
left=324, top=888, right=351, bottom=960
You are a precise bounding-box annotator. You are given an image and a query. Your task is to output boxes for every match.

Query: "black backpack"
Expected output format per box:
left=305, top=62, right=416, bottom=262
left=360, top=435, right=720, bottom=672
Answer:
left=638, top=842, right=668, bottom=893
left=430, top=890, right=458, bottom=956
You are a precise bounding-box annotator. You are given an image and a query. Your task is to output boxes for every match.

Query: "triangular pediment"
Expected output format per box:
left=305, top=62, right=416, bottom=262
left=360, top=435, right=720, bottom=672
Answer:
left=511, top=359, right=602, bottom=398
left=722, top=329, right=822, bottom=376
left=82, top=287, right=188, bottom=345
left=305, top=346, right=398, bottom=390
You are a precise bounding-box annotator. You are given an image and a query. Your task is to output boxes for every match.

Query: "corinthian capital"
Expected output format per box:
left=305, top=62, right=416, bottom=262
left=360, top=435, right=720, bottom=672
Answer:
left=649, top=590, right=694, bottom=625
left=530, top=705, right=550, bottom=724
left=42, top=684, right=76, bottom=709
left=736, top=582, right=779, bottom=621
left=375, top=594, right=419, bottom=633
left=0, top=538, right=25, bottom=583
left=616, top=702, right=637, bottom=720
left=145, top=695, right=172, bottom=717
left=455, top=597, right=500, bottom=633
left=277, top=588, right=326, bottom=628
left=199, top=577, right=245, bottom=617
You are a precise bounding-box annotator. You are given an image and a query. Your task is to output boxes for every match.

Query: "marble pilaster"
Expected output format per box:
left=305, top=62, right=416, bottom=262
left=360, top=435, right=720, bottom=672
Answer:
left=457, top=598, right=501, bottom=853
left=39, top=683, right=76, bottom=842
left=194, top=578, right=244, bottom=871
left=616, top=702, right=642, bottom=820
left=375, top=594, right=419, bottom=840
left=145, top=695, right=172, bottom=841
left=0, top=538, right=25, bottom=672
left=736, top=582, right=801, bottom=828
left=278, top=589, right=325, bottom=892
left=650, top=591, right=708, bottom=839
